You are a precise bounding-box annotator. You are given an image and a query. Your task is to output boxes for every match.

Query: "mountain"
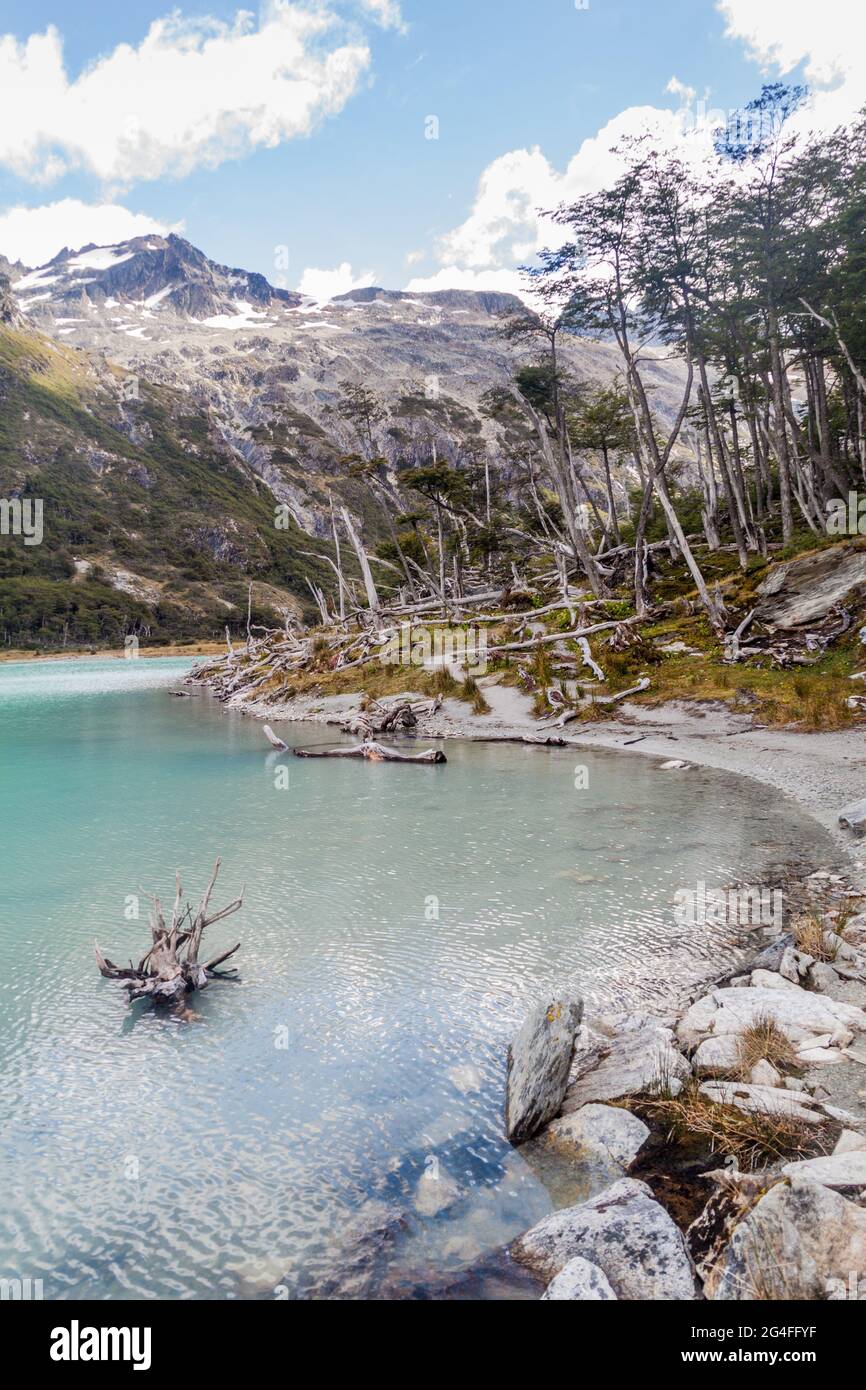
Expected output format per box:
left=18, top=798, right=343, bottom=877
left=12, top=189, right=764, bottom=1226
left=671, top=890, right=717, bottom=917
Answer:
left=1, top=233, right=688, bottom=648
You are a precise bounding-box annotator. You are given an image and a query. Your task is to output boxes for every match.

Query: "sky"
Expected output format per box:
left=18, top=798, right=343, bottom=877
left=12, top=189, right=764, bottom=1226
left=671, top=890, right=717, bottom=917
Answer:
left=0, top=0, right=863, bottom=297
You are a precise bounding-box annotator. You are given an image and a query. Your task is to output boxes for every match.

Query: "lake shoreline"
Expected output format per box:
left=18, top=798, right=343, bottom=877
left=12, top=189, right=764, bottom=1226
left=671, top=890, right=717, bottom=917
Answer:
left=213, top=674, right=865, bottom=890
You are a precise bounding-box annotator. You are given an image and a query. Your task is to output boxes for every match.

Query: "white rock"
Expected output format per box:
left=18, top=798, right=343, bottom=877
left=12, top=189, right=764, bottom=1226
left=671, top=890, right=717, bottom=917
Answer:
left=699, top=1082, right=827, bottom=1124
left=541, top=1256, right=617, bottom=1301
left=693, top=1035, right=741, bottom=1078
left=834, top=1130, right=866, bottom=1156
left=706, top=1180, right=866, bottom=1300
left=750, top=969, right=801, bottom=991
left=543, top=1103, right=650, bottom=1169
left=750, top=1059, right=781, bottom=1087
left=797, top=1047, right=844, bottom=1065
left=512, top=1177, right=697, bottom=1299
left=798, top=1033, right=834, bottom=1050
left=562, top=1024, right=690, bottom=1111
left=809, top=962, right=841, bottom=993
left=659, top=759, right=690, bottom=770
left=782, top=1153, right=866, bottom=1189
left=679, top=986, right=866, bottom=1049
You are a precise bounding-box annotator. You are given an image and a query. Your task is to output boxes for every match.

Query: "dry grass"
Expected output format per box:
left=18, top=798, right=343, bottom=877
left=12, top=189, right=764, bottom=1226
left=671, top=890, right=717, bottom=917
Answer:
left=794, top=912, right=838, bottom=961
left=636, top=1080, right=825, bottom=1171
left=461, top=676, right=491, bottom=714
left=736, top=1016, right=798, bottom=1079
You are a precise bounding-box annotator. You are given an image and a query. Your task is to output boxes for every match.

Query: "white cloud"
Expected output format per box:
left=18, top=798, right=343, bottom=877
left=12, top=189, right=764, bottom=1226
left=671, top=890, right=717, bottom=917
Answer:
left=432, top=106, right=711, bottom=280
left=405, top=265, right=526, bottom=297
left=0, top=200, right=180, bottom=267
left=410, top=2, right=865, bottom=300
left=0, top=5, right=370, bottom=188
left=358, top=0, right=408, bottom=33
left=718, top=0, right=866, bottom=131
left=297, top=261, right=376, bottom=302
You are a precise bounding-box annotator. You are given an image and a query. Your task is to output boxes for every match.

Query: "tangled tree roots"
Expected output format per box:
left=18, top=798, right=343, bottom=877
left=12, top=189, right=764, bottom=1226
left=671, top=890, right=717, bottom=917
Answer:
left=95, top=857, right=244, bottom=1012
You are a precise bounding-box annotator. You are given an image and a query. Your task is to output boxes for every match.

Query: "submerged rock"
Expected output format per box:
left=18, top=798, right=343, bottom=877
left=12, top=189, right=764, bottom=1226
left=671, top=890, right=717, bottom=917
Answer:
left=542, top=1103, right=650, bottom=1169
left=706, top=1180, right=866, bottom=1300
left=511, top=1177, right=698, bottom=1299
left=505, top=996, right=583, bottom=1144
left=414, top=1163, right=463, bottom=1217
left=541, top=1256, right=617, bottom=1301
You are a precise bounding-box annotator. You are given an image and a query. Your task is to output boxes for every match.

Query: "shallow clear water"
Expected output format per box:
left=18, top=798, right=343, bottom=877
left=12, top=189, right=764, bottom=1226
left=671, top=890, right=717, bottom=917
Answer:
left=0, top=658, right=837, bottom=1299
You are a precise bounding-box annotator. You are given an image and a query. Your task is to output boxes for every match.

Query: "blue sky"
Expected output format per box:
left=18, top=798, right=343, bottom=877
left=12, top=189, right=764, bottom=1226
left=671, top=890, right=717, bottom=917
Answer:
left=0, top=1, right=859, bottom=294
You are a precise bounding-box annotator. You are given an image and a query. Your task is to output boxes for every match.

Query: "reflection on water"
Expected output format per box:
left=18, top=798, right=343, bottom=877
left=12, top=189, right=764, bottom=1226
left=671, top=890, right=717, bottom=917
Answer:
left=0, top=659, right=837, bottom=1298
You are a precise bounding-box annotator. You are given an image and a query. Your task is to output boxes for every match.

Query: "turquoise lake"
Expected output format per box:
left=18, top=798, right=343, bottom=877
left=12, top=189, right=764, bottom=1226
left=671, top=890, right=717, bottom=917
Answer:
left=0, top=658, right=838, bottom=1299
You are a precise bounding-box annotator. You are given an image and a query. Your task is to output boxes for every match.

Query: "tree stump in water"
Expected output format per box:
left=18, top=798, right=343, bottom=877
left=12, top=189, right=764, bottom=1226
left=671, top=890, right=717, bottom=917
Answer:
left=94, top=857, right=244, bottom=1015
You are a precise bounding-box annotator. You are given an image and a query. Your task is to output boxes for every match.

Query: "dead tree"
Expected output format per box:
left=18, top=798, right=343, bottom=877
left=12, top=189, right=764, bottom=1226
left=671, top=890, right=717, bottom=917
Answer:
left=293, top=740, right=446, bottom=764
left=95, top=858, right=244, bottom=1011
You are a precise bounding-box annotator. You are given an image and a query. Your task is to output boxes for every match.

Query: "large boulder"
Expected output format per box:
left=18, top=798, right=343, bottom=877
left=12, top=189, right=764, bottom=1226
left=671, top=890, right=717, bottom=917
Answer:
left=511, top=1177, right=698, bottom=1299
left=505, top=996, right=583, bottom=1144
left=754, top=542, right=866, bottom=631
left=706, top=1179, right=866, bottom=1300
left=780, top=1153, right=866, bottom=1189
left=561, top=1024, right=691, bottom=1112
left=541, top=1257, right=617, bottom=1301
left=542, top=1103, right=650, bottom=1169
left=677, top=986, right=866, bottom=1050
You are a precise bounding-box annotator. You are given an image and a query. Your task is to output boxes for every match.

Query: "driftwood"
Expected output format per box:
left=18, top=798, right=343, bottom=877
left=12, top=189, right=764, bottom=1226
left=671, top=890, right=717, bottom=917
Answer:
left=293, top=739, right=446, bottom=764
left=94, top=857, right=244, bottom=1013
left=263, top=724, right=289, bottom=750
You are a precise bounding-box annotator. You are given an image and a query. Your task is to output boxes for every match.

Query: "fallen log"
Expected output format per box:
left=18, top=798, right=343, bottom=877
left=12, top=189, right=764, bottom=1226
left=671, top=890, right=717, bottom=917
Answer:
left=95, top=857, right=243, bottom=1015
left=293, top=739, right=446, bottom=764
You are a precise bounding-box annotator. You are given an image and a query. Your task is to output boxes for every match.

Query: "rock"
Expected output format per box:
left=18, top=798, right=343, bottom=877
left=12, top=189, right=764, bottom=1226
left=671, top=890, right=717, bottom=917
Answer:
left=541, top=1256, right=618, bottom=1300
left=750, top=934, right=795, bottom=973
left=750, top=1059, right=781, bottom=1087
left=782, top=1075, right=809, bottom=1091
left=705, top=1179, right=866, bottom=1300
left=809, top=961, right=841, bottom=993
left=512, top=1178, right=697, bottom=1299
left=834, top=1130, right=866, bottom=1155
left=755, top=542, right=866, bottom=631
left=779, top=946, right=812, bottom=984
left=692, top=1035, right=741, bottom=1077
left=698, top=1081, right=829, bottom=1124
left=750, top=968, right=801, bottom=991
left=414, top=1164, right=462, bottom=1217
left=677, top=986, right=866, bottom=1050
left=561, top=1024, right=690, bottom=1111
left=782, top=1153, right=866, bottom=1189
left=447, top=1062, right=483, bottom=1094
left=797, top=1047, right=844, bottom=1065
left=543, top=1103, right=650, bottom=1169
left=729, top=974, right=752, bottom=988
left=505, top=996, right=584, bottom=1144
left=687, top=1169, right=774, bottom=1282
left=659, top=759, right=690, bottom=770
